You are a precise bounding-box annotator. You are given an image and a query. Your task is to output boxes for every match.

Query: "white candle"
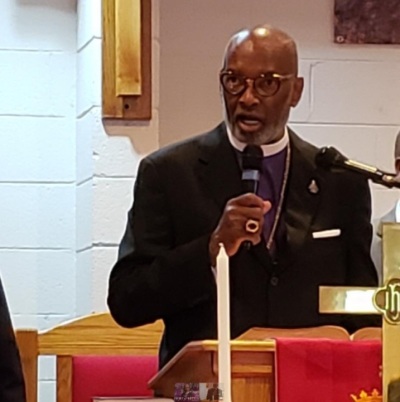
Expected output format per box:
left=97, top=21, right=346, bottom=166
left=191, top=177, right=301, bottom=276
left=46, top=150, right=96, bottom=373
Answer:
left=216, top=244, right=232, bottom=402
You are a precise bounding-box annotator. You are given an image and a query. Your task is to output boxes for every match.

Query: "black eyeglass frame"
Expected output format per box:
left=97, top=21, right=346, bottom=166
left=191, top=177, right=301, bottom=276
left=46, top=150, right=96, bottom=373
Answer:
left=219, top=70, right=295, bottom=97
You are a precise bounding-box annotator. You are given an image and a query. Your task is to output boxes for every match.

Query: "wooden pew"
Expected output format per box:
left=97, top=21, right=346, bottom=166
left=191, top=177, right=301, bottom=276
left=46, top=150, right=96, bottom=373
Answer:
left=15, top=313, right=164, bottom=402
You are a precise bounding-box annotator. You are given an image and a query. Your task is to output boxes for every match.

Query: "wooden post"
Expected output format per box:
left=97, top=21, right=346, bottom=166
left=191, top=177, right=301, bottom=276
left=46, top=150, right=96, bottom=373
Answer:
left=15, top=329, right=38, bottom=402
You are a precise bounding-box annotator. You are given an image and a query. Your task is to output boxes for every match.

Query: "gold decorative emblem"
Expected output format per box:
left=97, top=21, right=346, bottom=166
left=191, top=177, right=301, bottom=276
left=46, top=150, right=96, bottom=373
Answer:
left=374, top=278, right=400, bottom=324
left=350, top=389, right=382, bottom=402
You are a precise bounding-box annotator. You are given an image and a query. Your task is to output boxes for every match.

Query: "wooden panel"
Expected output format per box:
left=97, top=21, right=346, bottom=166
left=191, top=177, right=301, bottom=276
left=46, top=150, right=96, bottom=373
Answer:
left=102, top=0, right=152, bottom=122
left=232, top=376, right=274, bottom=402
left=15, top=329, right=38, bottom=402
left=212, top=349, right=274, bottom=377
left=57, top=356, right=72, bottom=402
left=115, top=0, right=141, bottom=96
left=149, top=340, right=276, bottom=400
left=38, top=313, right=163, bottom=355
left=231, top=352, right=274, bottom=376
left=151, top=349, right=216, bottom=397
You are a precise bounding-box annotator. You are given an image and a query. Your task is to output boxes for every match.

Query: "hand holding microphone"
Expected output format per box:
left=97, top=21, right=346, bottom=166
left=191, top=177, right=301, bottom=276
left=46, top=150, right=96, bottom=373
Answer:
left=241, top=144, right=265, bottom=249
left=209, top=194, right=271, bottom=264
left=208, top=145, right=271, bottom=265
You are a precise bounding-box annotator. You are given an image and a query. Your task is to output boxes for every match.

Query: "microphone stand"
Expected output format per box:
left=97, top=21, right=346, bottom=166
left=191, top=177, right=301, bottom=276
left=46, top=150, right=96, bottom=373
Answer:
left=369, top=173, right=400, bottom=189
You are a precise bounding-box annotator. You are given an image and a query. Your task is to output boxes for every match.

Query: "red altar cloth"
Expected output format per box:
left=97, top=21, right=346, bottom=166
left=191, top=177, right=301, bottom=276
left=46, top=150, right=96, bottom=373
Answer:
left=275, top=339, right=382, bottom=402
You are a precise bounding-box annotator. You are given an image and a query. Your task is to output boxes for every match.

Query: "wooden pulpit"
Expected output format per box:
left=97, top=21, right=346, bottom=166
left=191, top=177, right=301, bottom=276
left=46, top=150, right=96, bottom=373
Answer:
left=149, top=340, right=276, bottom=402
left=148, top=325, right=354, bottom=402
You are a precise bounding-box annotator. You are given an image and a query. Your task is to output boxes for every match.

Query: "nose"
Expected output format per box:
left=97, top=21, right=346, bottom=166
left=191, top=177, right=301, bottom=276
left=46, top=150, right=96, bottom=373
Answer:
left=238, top=79, right=260, bottom=108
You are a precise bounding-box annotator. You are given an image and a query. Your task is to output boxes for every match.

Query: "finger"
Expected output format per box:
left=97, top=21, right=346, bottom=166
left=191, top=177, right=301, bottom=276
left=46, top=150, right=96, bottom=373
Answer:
left=245, top=232, right=263, bottom=247
left=231, top=193, right=265, bottom=208
left=223, top=205, right=266, bottom=231
left=250, top=234, right=263, bottom=246
left=263, top=200, right=272, bottom=214
left=228, top=205, right=265, bottom=221
left=224, top=232, right=262, bottom=256
left=245, top=219, right=260, bottom=234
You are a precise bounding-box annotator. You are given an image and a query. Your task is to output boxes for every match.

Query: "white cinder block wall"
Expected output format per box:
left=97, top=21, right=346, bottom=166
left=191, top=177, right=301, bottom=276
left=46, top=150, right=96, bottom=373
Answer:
left=0, top=0, right=160, bottom=400
left=86, top=0, right=160, bottom=312
left=0, top=0, right=77, bottom=325
left=159, top=0, right=400, bottom=216
left=0, top=0, right=399, bottom=401
left=0, top=1, right=77, bottom=400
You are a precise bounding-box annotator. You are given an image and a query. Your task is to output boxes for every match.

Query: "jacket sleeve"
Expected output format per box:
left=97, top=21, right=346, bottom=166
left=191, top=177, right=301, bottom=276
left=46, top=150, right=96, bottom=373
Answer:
left=0, top=278, right=26, bottom=402
left=107, top=156, right=216, bottom=328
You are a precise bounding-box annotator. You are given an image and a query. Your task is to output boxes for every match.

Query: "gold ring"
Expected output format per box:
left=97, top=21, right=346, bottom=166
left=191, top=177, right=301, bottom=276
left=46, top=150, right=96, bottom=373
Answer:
left=245, top=219, right=259, bottom=234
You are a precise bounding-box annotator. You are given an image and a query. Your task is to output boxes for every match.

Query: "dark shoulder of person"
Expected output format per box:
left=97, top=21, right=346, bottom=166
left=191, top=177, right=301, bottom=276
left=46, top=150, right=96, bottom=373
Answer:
left=0, top=281, right=26, bottom=402
left=145, top=123, right=226, bottom=169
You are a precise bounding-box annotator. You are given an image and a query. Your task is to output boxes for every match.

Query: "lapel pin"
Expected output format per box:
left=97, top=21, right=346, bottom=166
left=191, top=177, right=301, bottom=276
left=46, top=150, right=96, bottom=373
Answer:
left=308, top=179, right=319, bottom=194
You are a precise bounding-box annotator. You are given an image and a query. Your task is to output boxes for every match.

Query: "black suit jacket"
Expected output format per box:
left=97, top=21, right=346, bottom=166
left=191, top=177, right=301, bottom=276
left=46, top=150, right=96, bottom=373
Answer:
left=0, top=278, right=26, bottom=402
left=206, top=387, right=222, bottom=400
left=108, top=123, right=379, bottom=368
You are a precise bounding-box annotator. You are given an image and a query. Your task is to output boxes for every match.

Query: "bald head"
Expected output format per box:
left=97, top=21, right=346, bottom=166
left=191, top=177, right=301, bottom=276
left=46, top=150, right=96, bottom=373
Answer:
left=220, top=24, right=304, bottom=145
left=223, top=25, right=299, bottom=75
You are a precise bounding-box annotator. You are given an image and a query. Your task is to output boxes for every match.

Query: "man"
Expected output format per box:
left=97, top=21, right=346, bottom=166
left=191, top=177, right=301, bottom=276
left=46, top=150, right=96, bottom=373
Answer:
left=0, top=277, right=26, bottom=402
left=371, top=131, right=400, bottom=283
left=108, top=25, right=379, bottom=368
left=206, top=384, right=222, bottom=401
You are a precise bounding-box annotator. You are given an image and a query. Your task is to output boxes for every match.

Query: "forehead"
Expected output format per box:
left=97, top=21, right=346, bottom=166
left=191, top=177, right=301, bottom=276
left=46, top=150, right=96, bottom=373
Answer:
left=225, top=39, right=294, bottom=75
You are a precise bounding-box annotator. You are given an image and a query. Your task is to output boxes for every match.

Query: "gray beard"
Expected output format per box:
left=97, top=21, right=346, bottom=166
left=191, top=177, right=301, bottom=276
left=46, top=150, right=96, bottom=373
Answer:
left=230, top=121, right=285, bottom=145
left=221, top=98, right=287, bottom=145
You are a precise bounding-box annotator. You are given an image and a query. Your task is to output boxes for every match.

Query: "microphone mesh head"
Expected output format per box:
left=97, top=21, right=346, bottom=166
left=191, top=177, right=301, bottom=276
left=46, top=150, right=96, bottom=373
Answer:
left=242, top=145, right=263, bottom=171
left=315, top=147, right=344, bottom=169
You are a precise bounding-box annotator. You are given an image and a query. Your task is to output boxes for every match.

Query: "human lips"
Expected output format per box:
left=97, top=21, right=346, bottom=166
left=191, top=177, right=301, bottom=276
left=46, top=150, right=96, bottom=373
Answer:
left=235, top=113, right=264, bottom=132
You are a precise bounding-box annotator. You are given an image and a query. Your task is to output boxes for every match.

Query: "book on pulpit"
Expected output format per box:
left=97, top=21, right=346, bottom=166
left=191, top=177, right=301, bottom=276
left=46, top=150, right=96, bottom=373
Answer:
left=236, top=325, right=382, bottom=341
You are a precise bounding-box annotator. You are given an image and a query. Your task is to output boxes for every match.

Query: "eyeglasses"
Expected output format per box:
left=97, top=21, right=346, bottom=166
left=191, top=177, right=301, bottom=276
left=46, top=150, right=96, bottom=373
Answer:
left=219, top=70, right=294, bottom=98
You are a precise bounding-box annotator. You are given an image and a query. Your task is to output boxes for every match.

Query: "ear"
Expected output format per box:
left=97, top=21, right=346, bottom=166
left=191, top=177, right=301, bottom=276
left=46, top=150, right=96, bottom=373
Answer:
left=290, top=77, right=304, bottom=107
left=395, top=158, right=400, bottom=175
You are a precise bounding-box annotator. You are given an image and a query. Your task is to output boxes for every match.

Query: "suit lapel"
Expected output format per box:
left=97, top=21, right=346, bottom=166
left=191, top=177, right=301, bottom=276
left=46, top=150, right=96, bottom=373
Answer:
left=283, top=130, right=324, bottom=259
left=196, top=123, right=243, bottom=211
left=196, top=124, right=272, bottom=269
left=195, top=125, right=324, bottom=268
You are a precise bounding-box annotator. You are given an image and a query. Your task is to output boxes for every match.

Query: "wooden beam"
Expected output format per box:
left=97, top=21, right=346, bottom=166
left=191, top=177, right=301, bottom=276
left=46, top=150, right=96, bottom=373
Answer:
left=102, top=0, right=151, bottom=122
left=115, top=0, right=142, bottom=96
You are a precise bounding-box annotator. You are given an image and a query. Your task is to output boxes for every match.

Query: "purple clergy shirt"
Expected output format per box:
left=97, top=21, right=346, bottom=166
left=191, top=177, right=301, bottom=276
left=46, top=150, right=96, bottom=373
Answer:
left=257, top=147, right=287, bottom=251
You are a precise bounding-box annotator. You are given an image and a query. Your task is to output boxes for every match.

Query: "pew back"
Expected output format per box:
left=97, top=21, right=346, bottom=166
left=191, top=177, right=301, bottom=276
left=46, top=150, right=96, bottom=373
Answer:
left=16, top=313, right=164, bottom=402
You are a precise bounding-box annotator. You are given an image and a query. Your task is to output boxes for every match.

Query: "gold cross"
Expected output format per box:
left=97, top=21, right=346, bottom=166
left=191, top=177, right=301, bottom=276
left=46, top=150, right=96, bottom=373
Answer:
left=319, top=223, right=400, bottom=402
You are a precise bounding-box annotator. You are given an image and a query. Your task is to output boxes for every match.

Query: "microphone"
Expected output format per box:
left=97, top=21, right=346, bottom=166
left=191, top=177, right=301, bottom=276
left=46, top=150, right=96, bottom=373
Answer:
left=315, top=146, right=400, bottom=189
left=242, top=145, right=263, bottom=193
left=241, top=145, right=263, bottom=250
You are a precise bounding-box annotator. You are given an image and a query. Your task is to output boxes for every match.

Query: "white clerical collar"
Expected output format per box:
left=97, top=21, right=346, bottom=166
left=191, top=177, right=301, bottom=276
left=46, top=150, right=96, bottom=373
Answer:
left=226, top=124, right=289, bottom=157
